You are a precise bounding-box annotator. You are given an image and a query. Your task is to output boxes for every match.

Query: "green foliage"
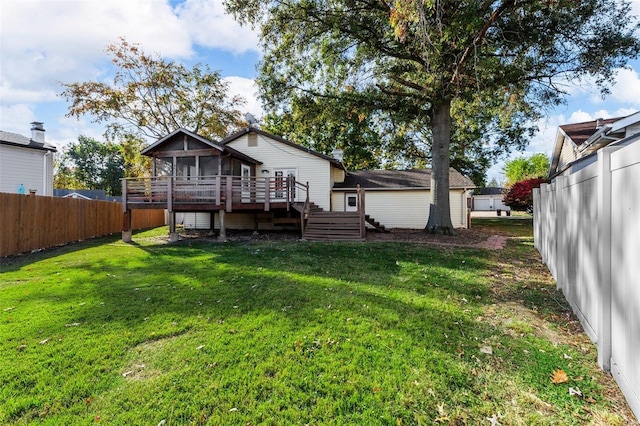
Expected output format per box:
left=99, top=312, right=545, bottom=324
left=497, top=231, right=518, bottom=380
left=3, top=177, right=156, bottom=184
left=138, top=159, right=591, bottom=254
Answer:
left=0, top=223, right=633, bottom=424
left=56, top=136, right=124, bottom=195
left=61, top=38, right=245, bottom=141
left=225, top=0, right=640, bottom=231
left=503, top=154, right=550, bottom=186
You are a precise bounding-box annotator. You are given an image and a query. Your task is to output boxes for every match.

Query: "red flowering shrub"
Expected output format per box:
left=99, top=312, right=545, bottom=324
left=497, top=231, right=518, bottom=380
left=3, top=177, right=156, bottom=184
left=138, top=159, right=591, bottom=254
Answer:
left=503, top=177, right=547, bottom=212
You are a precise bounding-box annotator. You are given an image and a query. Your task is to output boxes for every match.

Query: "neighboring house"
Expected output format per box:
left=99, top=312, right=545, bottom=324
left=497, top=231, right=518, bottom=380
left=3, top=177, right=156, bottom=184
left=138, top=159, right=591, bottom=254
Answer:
left=471, top=187, right=510, bottom=212
left=0, top=122, right=56, bottom=196
left=53, top=189, right=121, bottom=202
left=122, top=127, right=475, bottom=241
left=549, top=112, right=640, bottom=179
left=332, top=169, right=474, bottom=229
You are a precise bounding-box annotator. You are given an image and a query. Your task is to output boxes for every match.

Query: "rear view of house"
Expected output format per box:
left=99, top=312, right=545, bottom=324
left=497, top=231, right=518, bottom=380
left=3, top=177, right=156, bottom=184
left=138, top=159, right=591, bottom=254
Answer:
left=121, top=127, right=474, bottom=241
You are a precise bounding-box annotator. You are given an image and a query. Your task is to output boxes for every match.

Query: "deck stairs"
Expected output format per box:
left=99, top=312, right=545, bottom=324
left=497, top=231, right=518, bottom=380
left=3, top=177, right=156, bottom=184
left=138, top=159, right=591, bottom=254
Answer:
left=365, top=214, right=389, bottom=233
left=292, top=202, right=385, bottom=241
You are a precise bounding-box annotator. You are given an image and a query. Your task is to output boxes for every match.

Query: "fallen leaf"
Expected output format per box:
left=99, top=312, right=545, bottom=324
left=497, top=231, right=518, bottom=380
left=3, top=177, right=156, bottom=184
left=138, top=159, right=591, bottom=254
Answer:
left=563, top=353, right=572, bottom=359
left=486, top=414, right=501, bottom=425
left=480, top=345, right=493, bottom=355
left=568, top=387, right=582, bottom=396
left=39, top=338, right=49, bottom=345
left=550, top=369, right=569, bottom=384
left=585, top=396, right=597, bottom=404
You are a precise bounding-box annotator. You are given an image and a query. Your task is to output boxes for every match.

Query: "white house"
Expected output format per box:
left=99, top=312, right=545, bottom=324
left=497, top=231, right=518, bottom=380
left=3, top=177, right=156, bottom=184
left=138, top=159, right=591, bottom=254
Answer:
left=123, top=127, right=475, bottom=241
left=549, top=111, right=640, bottom=179
left=0, top=122, right=56, bottom=196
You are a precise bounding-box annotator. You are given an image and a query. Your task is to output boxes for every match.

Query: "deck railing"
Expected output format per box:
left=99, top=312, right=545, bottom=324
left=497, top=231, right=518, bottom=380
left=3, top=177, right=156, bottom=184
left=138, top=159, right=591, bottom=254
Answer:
left=122, top=175, right=306, bottom=212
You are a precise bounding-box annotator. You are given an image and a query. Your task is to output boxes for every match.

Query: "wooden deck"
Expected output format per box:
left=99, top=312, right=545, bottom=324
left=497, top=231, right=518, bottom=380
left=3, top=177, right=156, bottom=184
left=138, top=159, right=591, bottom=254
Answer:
left=121, top=176, right=374, bottom=242
left=122, top=175, right=305, bottom=213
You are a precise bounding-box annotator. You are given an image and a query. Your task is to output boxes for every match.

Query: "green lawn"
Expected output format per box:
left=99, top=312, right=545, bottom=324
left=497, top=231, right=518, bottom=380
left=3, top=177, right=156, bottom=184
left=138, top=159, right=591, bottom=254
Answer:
left=0, top=220, right=634, bottom=425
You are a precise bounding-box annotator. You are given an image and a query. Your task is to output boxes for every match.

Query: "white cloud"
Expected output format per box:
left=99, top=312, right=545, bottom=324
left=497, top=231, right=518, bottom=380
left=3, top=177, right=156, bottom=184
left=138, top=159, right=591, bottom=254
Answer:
left=0, top=104, right=36, bottom=134
left=609, top=68, right=640, bottom=106
left=224, top=76, right=264, bottom=118
left=176, top=0, right=260, bottom=54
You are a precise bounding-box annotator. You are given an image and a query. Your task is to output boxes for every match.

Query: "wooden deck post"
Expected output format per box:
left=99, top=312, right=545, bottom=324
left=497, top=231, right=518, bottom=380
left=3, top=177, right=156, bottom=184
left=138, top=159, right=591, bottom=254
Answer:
left=219, top=210, right=227, bottom=241
left=357, top=184, right=366, bottom=239
left=122, top=209, right=132, bottom=242
left=169, top=211, right=179, bottom=242
left=264, top=177, right=270, bottom=212
left=215, top=175, right=221, bottom=206
left=226, top=176, right=233, bottom=213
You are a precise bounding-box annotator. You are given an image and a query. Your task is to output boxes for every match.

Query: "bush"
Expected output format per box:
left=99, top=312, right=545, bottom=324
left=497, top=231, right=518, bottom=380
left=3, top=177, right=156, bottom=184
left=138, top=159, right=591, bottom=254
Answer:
left=503, top=177, right=547, bottom=212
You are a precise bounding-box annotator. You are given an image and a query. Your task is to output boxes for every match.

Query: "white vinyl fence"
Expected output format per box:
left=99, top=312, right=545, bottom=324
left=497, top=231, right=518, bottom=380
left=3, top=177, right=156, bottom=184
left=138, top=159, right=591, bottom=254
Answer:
left=533, top=138, right=640, bottom=420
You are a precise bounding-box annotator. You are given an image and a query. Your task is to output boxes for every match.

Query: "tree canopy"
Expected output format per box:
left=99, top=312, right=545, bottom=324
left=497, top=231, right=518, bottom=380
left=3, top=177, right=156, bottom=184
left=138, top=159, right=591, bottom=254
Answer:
left=503, top=153, right=550, bottom=186
left=61, top=38, right=246, bottom=142
left=225, top=0, right=640, bottom=233
left=55, top=136, right=125, bottom=196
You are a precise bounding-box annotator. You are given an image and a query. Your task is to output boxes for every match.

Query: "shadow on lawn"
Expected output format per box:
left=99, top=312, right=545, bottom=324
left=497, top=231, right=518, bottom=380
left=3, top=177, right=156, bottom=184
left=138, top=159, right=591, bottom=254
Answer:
left=14, top=238, right=498, bottom=357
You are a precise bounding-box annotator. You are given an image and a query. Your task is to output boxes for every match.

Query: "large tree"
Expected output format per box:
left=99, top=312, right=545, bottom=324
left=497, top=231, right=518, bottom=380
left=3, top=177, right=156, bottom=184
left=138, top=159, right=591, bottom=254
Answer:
left=225, top=0, right=640, bottom=233
left=61, top=38, right=246, bottom=141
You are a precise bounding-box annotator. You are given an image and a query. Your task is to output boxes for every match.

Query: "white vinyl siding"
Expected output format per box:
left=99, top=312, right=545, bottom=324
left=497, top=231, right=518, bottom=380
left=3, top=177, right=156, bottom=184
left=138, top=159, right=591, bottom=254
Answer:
left=0, top=145, right=53, bottom=196
left=558, top=137, right=579, bottom=172
left=332, top=189, right=468, bottom=229
left=226, top=134, right=333, bottom=210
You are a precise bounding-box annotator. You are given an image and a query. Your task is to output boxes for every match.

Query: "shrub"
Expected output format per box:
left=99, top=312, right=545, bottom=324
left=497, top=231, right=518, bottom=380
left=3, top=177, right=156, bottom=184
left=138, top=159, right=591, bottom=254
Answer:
left=503, top=177, right=547, bottom=212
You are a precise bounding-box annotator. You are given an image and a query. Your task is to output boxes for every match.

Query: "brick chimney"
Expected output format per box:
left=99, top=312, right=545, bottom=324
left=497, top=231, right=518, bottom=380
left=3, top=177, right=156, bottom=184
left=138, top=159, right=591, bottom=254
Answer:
left=31, top=122, right=45, bottom=143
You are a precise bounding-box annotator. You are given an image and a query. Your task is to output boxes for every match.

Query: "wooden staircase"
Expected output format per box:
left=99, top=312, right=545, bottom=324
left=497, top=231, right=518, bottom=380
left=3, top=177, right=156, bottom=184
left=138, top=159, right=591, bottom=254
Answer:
left=303, top=211, right=364, bottom=241
left=365, top=214, right=389, bottom=233
left=292, top=201, right=386, bottom=241
left=290, top=185, right=387, bottom=241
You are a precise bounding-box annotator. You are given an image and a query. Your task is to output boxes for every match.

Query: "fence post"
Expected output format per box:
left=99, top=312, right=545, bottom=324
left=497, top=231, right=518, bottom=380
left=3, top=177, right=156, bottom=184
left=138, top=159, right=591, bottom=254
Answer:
left=597, top=147, right=614, bottom=371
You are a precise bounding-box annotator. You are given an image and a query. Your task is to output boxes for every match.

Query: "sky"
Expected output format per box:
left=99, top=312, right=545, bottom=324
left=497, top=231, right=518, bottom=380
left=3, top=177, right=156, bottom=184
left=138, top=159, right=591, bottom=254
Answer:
left=1, top=0, right=639, bottom=183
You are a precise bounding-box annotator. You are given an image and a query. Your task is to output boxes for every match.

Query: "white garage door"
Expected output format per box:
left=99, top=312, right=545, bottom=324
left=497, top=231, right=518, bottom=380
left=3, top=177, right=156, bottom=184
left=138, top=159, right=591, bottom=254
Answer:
left=473, top=198, right=492, bottom=211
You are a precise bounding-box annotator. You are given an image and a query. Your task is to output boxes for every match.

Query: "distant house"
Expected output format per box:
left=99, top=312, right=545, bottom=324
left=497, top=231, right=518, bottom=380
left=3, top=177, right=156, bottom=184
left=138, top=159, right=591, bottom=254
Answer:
left=122, top=127, right=475, bottom=241
left=471, top=187, right=510, bottom=212
left=0, top=122, right=56, bottom=196
left=549, top=112, right=640, bottom=179
left=53, top=189, right=121, bottom=202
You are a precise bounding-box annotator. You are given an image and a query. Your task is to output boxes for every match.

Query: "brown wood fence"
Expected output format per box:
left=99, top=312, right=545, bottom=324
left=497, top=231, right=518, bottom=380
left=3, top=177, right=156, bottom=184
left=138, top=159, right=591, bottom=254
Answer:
left=0, top=193, right=166, bottom=257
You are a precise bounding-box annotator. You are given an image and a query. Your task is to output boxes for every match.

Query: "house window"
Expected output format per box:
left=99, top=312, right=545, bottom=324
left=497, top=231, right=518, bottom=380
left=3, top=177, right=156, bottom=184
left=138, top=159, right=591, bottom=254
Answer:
left=347, top=196, right=357, bottom=207
left=155, top=157, right=173, bottom=176
left=248, top=133, right=258, bottom=147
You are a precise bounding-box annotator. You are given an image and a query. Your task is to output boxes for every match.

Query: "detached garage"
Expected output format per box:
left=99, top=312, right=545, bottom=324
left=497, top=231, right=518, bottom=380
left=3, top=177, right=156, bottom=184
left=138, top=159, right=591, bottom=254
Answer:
left=471, top=187, right=510, bottom=212
left=331, top=168, right=475, bottom=229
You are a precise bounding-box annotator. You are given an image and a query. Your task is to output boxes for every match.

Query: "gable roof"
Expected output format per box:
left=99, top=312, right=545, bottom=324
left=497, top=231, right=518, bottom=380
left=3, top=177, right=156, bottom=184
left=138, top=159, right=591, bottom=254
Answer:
left=141, top=128, right=262, bottom=164
left=550, top=111, right=640, bottom=179
left=473, top=187, right=506, bottom=196
left=333, top=168, right=474, bottom=190
left=0, top=130, right=57, bottom=152
left=220, top=127, right=346, bottom=170
left=559, top=117, right=620, bottom=147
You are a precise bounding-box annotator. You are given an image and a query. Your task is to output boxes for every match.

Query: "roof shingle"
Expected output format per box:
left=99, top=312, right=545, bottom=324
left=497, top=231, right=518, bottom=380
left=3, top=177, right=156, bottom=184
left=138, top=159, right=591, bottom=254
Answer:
left=333, top=168, right=474, bottom=190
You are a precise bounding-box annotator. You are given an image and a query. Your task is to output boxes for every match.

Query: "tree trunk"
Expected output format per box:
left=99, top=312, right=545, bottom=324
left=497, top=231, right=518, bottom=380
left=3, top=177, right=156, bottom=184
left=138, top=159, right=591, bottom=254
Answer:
left=425, top=99, right=455, bottom=235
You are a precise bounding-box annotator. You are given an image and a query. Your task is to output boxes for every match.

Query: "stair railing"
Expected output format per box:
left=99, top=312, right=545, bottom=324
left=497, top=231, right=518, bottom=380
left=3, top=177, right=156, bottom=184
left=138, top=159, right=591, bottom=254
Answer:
left=357, top=184, right=366, bottom=238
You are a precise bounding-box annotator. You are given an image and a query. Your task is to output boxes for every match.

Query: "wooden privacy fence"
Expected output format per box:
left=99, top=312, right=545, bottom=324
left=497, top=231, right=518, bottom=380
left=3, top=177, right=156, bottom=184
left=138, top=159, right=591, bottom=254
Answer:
left=533, top=139, right=640, bottom=420
left=0, top=193, right=165, bottom=257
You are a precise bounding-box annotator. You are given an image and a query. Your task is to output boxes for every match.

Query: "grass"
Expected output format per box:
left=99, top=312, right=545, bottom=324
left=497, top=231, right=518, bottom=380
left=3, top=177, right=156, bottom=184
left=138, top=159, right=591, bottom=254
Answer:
left=0, top=220, right=635, bottom=425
